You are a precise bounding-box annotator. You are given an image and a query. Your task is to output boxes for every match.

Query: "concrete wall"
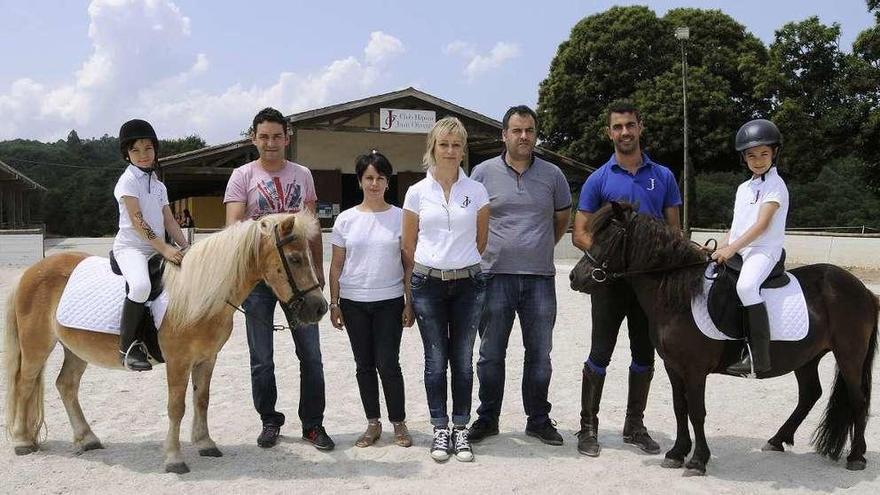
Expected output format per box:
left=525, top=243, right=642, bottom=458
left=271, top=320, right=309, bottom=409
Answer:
left=553, top=229, right=880, bottom=268
left=0, top=229, right=44, bottom=265
left=24, top=230, right=880, bottom=270
left=690, top=230, right=880, bottom=268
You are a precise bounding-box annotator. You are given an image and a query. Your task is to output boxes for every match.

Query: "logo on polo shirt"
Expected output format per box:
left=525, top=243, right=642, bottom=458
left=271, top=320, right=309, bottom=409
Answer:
left=461, top=196, right=471, bottom=208
left=647, top=178, right=656, bottom=191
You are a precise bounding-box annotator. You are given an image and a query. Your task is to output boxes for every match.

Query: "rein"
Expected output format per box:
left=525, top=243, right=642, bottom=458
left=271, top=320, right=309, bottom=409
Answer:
left=224, top=219, right=323, bottom=332
left=584, top=214, right=713, bottom=283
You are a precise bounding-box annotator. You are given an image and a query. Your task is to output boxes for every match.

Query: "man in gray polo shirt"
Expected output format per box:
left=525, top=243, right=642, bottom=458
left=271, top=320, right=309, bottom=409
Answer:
left=467, top=105, right=572, bottom=445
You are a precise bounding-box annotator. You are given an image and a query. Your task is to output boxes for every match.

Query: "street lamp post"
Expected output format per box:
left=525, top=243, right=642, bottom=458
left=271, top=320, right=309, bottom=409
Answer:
left=675, top=26, right=691, bottom=238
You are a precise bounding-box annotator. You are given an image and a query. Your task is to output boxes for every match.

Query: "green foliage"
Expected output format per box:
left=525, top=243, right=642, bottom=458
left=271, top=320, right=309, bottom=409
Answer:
left=538, top=4, right=880, bottom=231
left=693, top=160, right=880, bottom=229
left=0, top=132, right=206, bottom=236
left=787, top=158, right=880, bottom=229
left=537, top=6, right=674, bottom=164
left=693, top=171, right=741, bottom=229
left=764, top=18, right=858, bottom=181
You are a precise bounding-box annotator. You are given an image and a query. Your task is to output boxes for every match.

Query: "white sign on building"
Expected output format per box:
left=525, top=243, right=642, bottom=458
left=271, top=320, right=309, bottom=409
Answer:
left=379, top=108, right=436, bottom=133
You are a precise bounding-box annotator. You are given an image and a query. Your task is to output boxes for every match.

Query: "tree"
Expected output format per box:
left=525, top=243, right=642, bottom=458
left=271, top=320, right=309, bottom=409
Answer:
left=537, top=7, right=769, bottom=173
left=66, top=130, right=82, bottom=151
left=763, top=17, right=857, bottom=181
left=0, top=133, right=208, bottom=235
left=537, top=6, right=674, bottom=165
left=852, top=0, right=880, bottom=191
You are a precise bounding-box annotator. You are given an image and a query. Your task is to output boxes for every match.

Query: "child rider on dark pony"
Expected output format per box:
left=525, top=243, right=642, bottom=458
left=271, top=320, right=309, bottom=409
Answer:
left=711, top=119, right=789, bottom=377
left=113, top=119, right=190, bottom=371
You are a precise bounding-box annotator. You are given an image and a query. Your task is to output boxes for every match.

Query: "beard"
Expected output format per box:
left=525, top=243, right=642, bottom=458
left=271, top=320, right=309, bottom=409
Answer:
left=614, top=139, right=639, bottom=155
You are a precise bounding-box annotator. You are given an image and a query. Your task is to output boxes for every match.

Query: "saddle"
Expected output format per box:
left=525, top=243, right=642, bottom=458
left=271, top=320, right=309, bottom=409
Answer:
left=706, top=250, right=789, bottom=339
left=109, top=251, right=166, bottom=363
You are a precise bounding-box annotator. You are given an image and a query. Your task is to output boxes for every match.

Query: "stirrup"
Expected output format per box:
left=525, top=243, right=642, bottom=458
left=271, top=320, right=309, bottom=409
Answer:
left=727, top=344, right=756, bottom=379
left=121, top=341, right=152, bottom=371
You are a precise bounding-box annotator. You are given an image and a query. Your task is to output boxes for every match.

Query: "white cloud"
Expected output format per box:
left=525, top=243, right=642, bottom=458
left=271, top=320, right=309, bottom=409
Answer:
left=443, top=40, right=475, bottom=57
left=0, top=1, right=406, bottom=143
left=364, top=31, right=405, bottom=65
left=444, top=40, right=520, bottom=82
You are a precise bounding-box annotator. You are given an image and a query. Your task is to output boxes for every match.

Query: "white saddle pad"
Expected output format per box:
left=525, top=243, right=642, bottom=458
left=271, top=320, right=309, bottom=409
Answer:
left=56, top=256, right=168, bottom=334
left=691, top=264, right=808, bottom=341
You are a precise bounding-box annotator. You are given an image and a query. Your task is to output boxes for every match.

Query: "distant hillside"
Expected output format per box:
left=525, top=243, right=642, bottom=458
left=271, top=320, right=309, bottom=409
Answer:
left=0, top=131, right=205, bottom=236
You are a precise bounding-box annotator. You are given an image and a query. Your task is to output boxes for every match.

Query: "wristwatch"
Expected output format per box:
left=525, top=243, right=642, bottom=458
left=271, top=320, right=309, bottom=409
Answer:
left=329, top=301, right=339, bottom=309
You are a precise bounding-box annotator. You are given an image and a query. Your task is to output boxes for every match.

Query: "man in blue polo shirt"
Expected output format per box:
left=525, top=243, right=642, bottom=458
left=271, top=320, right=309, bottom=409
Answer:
left=572, top=100, right=681, bottom=458
left=467, top=105, right=572, bottom=446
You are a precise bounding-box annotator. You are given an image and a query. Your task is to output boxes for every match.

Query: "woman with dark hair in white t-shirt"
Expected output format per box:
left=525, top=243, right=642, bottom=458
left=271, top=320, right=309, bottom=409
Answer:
left=329, top=150, right=415, bottom=449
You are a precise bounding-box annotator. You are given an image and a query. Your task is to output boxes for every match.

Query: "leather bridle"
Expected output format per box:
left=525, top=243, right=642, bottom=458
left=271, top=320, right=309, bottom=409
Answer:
left=273, top=222, right=322, bottom=315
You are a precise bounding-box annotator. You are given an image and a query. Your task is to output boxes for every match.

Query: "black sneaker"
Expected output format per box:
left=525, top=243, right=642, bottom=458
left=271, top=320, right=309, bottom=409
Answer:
left=430, top=427, right=451, bottom=462
left=257, top=424, right=280, bottom=448
left=525, top=419, right=564, bottom=446
left=303, top=425, right=335, bottom=451
left=467, top=417, right=499, bottom=443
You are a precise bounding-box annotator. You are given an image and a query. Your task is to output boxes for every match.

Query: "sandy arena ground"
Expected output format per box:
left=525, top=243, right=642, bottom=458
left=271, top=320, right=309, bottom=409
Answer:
left=1, top=242, right=879, bottom=494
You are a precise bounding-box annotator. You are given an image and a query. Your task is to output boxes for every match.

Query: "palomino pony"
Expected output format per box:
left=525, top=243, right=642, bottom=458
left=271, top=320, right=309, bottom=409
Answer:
left=5, top=212, right=327, bottom=474
left=570, top=202, right=877, bottom=476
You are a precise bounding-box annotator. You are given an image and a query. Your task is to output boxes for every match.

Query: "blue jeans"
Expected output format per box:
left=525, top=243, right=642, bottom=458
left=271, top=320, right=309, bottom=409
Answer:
left=411, top=271, right=488, bottom=427
left=243, top=282, right=325, bottom=430
left=476, top=274, right=556, bottom=428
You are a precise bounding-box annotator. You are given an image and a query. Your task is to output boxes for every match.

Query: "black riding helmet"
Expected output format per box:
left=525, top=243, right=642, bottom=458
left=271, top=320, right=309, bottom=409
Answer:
left=735, top=119, right=782, bottom=157
left=119, top=119, right=159, bottom=163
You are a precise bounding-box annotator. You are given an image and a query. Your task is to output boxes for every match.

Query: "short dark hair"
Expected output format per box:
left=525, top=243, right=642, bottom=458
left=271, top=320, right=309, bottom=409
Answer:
left=252, top=107, right=288, bottom=135
left=606, top=100, right=641, bottom=125
left=355, top=149, right=394, bottom=181
left=502, top=105, right=538, bottom=130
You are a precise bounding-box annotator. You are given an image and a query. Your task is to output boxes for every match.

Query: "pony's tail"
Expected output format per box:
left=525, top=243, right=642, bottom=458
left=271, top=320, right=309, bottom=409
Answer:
left=4, top=277, right=46, bottom=448
left=811, top=295, right=878, bottom=460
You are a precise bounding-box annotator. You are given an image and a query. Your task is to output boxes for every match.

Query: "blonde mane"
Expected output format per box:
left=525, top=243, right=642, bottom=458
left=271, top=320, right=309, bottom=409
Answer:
left=162, top=211, right=319, bottom=331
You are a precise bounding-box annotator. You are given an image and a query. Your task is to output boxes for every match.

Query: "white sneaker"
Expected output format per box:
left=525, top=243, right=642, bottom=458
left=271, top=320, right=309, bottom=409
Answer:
left=452, top=427, right=474, bottom=462
left=430, top=427, right=451, bottom=462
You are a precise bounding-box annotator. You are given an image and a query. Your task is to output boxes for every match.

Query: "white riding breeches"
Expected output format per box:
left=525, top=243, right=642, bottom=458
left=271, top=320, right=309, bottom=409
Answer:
left=113, top=247, right=153, bottom=303
left=735, top=251, right=777, bottom=306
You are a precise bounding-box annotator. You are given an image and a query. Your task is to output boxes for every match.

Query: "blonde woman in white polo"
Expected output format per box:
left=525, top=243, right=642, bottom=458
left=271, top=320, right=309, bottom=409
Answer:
left=402, top=116, right=490, bottom=463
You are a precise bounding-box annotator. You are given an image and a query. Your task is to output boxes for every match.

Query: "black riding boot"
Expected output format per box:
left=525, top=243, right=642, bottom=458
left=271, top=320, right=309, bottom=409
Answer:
left=622, top=368, right=661, bottom=454
left=577, top=364, right=605, bottom=457
left=119, top=298, right=152, bottom=372
left=726, top=302, right=771, bottom=376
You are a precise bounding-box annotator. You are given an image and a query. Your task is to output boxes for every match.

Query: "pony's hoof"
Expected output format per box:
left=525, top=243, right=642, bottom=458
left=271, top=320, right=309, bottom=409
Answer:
left=846, top=459, right=866, bottom=471
left=199, top=447, right=223, bottom=457
left=165, top=462, right=190, bottom=474
left=684, top=460, right=707, bottom=476
left=14, top=445, right=37, bottom=456
left=662, top=457, right=684, bottom=469
left=82, top=440, right=104, bottom=452
left=762, top=441, right=784, bottom=452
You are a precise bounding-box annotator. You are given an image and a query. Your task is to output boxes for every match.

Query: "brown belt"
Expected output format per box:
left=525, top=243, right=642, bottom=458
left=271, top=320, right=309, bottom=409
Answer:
left=413, top=262, right=481, bottom=281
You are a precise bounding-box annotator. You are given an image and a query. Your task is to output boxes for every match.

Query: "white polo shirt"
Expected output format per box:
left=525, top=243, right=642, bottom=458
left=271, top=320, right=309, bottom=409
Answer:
left=113, top=165, right=169, bottom=254
left=403, top=167, right=489, bottom=270
left=729, top=167, right=788, bottom=260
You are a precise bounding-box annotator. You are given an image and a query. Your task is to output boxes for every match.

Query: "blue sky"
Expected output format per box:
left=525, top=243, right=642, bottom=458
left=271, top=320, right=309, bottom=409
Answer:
left=0, top=0, right=875, bottom=144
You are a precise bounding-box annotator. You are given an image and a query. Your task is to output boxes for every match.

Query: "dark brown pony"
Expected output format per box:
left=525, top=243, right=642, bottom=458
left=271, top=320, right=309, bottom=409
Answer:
left=5, top=212, right=327, bottom=474
left=570, top=202, right=877, bottom=476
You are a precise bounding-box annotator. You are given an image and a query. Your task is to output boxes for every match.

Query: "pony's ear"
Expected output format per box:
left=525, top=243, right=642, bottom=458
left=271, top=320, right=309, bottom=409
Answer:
left=278, top=214, right=298, bottom=237
left=610, top=201, right=625, bottom=221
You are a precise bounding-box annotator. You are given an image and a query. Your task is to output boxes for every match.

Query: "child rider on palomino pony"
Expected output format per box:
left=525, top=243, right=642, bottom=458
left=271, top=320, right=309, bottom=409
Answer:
left=113, top=119, right=190, bottom=371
